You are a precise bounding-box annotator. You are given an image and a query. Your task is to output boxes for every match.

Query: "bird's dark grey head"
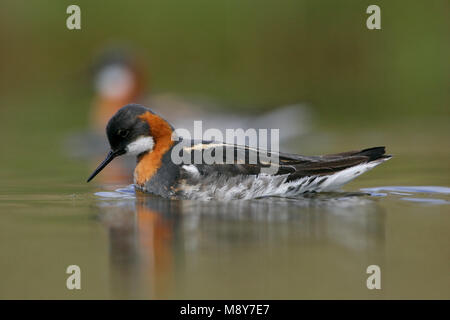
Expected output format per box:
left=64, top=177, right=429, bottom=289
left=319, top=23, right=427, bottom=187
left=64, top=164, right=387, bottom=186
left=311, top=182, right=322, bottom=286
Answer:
left=87, top=104, right=157, bottom=182
left=106, top=104, right=152, bottom=155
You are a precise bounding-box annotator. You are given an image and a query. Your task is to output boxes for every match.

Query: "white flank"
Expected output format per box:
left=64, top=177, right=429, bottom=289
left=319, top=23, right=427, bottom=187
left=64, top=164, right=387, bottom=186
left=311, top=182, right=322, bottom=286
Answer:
left=126, top=136, right=155, bottom=156
left=317, top=158, right=389, bottom=192
left=182, top=165, right=201, bottom=178
left=179, top=157, right=390, bottom=200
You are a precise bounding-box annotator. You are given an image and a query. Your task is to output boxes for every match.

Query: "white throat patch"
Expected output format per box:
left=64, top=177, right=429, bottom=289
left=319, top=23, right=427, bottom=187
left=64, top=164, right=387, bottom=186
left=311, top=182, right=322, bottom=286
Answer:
left=126, top=136, right=155, bottom=156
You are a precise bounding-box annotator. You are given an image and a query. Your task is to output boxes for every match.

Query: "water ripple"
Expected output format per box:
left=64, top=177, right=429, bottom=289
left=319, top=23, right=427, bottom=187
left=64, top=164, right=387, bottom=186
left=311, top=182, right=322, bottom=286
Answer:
left=361, top=186, right=450, bottom=194
left=93, top=184, right=449, bottom=205
left=361, top=186, right=450, bottom=205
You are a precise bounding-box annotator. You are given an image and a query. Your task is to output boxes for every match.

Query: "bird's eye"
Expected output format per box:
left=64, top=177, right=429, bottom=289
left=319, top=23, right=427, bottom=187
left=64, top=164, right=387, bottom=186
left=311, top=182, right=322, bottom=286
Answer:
left=118, top=129, right=129, bottom=138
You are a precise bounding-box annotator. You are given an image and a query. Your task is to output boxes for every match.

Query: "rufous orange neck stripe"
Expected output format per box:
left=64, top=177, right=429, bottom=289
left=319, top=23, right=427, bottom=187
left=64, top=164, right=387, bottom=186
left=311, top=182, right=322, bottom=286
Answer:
left=134, top=112, right=174, bottom=186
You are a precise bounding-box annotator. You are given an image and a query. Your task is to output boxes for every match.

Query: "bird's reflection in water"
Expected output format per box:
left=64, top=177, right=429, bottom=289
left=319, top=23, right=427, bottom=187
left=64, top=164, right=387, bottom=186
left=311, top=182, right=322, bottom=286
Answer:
left=97, top=192, right=385, bottom=299
left=99, top=196, right=179, bottom=299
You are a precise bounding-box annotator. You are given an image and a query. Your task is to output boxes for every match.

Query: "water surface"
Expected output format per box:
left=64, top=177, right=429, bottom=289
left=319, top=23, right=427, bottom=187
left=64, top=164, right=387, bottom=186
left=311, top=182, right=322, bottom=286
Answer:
left=1, top=172, right=449, bottom=299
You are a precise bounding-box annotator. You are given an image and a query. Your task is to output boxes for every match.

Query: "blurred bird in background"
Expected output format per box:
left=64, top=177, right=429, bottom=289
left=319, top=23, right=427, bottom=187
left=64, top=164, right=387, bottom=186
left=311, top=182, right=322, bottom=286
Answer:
left=90, top=48, right=147, bottom=131
left=65, top=46, right=312, bottom=184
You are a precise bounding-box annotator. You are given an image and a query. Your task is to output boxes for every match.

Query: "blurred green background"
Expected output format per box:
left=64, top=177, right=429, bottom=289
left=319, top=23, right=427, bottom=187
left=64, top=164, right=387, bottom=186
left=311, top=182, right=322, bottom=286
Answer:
left=0, top=0, right=449, bottom=300
left=0, top=0, right=448, bottom=181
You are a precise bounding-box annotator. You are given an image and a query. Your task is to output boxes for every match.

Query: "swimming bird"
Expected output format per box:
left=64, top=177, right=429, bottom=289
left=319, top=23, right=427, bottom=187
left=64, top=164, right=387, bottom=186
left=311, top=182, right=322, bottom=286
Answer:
left=87, top=104, right=391, bottom=200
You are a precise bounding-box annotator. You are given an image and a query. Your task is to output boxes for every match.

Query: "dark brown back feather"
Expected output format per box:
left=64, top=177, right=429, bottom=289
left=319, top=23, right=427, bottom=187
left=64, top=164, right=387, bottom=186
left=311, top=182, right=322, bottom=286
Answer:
left=283, top=146, right=390, bottom=181
left=180, top=141, right=390, bottom=182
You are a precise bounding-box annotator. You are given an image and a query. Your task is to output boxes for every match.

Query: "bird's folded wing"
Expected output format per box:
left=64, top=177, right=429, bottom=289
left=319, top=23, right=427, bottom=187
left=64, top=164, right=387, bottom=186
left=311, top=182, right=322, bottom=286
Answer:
left=179, top=141, right=389, bottom=180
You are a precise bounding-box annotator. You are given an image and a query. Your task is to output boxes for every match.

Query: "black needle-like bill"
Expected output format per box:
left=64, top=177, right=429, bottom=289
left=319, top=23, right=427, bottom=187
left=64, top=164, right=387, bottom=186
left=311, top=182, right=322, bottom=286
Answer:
left=86, top=150, right=117, bottom=182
